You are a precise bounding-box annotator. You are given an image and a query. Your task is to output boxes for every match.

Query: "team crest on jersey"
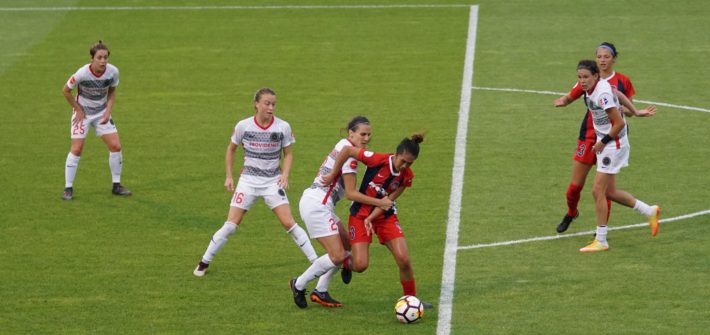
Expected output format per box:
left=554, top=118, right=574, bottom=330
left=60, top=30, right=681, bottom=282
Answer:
left=270, top=132, right=282, bottom=141
left=602, top=157, right=611, bottom=166
left=363, top=151, right=374, bottom=157
left=391, top=181, right=400, bottom=190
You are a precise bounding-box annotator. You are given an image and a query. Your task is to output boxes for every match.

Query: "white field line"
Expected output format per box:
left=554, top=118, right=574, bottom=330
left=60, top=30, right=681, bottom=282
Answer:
left=437, top=5, right=478, bottom=335
left=472, top=86, right=710, bottom=113
left=458, top=209, right=710, bottom=251
left=0, top=4, right=471, bottom=11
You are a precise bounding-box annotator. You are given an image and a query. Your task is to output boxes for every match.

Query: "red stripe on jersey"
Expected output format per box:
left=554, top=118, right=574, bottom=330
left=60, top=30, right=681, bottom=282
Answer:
left=322, top=171, right=342, bottom=205
left=253, top=116, right=275, bottom=130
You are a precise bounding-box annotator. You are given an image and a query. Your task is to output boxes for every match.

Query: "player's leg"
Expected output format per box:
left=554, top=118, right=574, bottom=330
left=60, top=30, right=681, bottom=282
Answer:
left=100, top=128, right=131, bottom=196
left=272, top=204, right=318, bottom=263
left=559, top=140, right=596, bottom=232
left=295, top=235, right=346, bottom=308
left=193, top=187, right=252, bottom=277
left=336, top=221, right=353, bottom=284
left=64, top=112, right=90, bottom=200
left=384, top=236, right=432, bottom=308
left=63, top=139, right=85, bottom=200
left=581, top=172, right=612, bottom=252
left=347, top=215, right=372, bottom=273
left=605, top=178, right=660, bottom=236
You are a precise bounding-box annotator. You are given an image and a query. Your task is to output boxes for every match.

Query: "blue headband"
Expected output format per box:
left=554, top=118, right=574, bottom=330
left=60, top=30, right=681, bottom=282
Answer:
left=598, top=44, right=616, bottom=57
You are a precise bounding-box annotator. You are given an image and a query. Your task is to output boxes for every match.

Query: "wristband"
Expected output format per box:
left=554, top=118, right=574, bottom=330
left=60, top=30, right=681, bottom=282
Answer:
left=601, top=134, right=613, bottom=144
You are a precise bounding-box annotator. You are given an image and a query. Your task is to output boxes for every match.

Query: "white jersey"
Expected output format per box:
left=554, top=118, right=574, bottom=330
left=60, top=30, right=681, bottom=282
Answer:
left=231, top=116, right=295, bottom=187
left=303, top=139, right=359, bottom=207
left=584, top=79, right=628, bottom=146
left=66, top=64, right=119, bottom=116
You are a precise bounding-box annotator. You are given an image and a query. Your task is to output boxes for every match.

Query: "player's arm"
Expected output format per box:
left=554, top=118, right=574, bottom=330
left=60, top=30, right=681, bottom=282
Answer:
left=363, top=186, right=407, bottom=235
left=62, top=84, right=85, bottom=124
left=553, top=94, right=575, bottom=107
left=342, top=173, right=392, bottom=210
left=100, top=87, right=117, bottom=124
left=592, top=106, right=625, bottom=153
left=614, top=89, right=656, bottom=117
left=278, top=145, right=293, bottom=189
left=320, top=146, right=361, bottom=185
left=225, top=141, right=239, bottom=191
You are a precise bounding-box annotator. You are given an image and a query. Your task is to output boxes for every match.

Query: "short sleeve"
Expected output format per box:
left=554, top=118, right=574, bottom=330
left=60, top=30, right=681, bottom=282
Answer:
left=111, top=68, right=120, bottom=87
left=230, top=122, right=243, bottom=145
left=66, top=69, right=81, bottom=90
left=597, top=92, right=617, bottom=111
left=281, top=123, right=295, bottom=147
left=357, top=149, right=390, bottom=168
left=568, top=82, right=583, bottom=100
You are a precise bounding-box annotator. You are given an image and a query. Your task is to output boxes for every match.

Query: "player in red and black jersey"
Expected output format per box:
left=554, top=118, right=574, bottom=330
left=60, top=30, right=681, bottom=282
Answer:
left=553, top=42, right=656, bottom=233
left=321, top=133, right=432, bottom=308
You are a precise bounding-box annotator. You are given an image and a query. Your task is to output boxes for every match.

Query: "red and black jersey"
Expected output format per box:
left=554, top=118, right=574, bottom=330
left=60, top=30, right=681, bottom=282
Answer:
left=568, top=71, right=635, bottom=141
left=349, top=149, right=414, bottom=219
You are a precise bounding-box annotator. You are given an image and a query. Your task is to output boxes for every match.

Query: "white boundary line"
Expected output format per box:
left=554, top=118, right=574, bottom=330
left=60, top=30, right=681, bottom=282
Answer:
left=473, top=86, right=710, bottom=113
left=437, top=5, right=478, bottom=335
left=458, top=209, right=710, bottom=250
left=0, top=4, right=470, bottom=11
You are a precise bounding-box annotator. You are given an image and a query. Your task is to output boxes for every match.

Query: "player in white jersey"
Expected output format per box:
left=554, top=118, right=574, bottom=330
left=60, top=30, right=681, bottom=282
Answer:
left=61, top=41, right=131, bottom=200
left=290, top=116, right=393, bottom=308
left=574, top=60, right=661, bottom=252
left=193, top=88, right=317, bottom=276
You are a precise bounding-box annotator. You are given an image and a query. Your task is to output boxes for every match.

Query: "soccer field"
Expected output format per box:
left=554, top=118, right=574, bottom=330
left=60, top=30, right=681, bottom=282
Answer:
left=1, top=1, right=708, bottom=334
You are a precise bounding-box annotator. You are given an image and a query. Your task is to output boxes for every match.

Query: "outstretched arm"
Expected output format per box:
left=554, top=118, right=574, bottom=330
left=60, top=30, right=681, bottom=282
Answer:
left=614, top=89, right=656, bottom=117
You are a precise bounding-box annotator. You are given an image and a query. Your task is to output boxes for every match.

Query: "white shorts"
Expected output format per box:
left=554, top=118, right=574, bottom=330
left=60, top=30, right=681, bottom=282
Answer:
left=596, top=143, right=630, bottom=174
left=230, top=182, right=289, bottom=210
left=299, top=189, right=341, bottom=239
left=70, top=111, right=118, bottom=139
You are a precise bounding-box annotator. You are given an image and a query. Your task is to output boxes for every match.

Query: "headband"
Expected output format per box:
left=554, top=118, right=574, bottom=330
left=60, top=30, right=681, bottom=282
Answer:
left=598, top=44, right=616, bottom=57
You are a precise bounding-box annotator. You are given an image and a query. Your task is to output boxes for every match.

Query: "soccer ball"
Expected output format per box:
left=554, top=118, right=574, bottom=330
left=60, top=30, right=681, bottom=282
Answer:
left=395, top=295, right=424, bottom=324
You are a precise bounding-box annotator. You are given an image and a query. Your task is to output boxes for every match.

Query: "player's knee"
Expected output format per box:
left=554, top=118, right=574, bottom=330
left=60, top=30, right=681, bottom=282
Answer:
left=396, top=256, right=412, bottom=271
left=329, top=250, right=346, bottom=266
left=108, top=143, right=122, bottom=152
left=352, top=260, right=368, bottom=273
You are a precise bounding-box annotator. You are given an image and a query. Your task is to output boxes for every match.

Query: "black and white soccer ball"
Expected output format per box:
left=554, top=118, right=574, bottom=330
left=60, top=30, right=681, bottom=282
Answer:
left=395, top=295, right=424, bottom=324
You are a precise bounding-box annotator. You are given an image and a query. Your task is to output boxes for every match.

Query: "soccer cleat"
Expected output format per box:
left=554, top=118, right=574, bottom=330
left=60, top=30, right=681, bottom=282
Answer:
left=648, top=206, right=661, bottom=237
left=579, top=240, right=609, bottom=253
left=422, top=301, right=434, bottom=309
left=556, top=210, right=579, bottom=233
left=341, top=267, right=352, bottom=285
left=290, top=278, right=307, bottom=309
left=193, top=261, right=209, bottom=277
left=309, top=289, right=343, bottom=308
left=62, top=187, right=73, bottom=200
left=112, top=183, right=132, bottom=196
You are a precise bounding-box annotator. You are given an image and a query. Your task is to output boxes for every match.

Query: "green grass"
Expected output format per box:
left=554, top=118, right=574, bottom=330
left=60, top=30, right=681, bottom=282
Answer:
left=1, top=1, right=708, bottom=334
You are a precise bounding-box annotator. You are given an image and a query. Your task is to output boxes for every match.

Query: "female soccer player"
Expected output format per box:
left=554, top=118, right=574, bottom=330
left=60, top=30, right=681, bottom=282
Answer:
left=193, top=88, right=317, bottom=276
left=573, top=60, right=661, bottom=252
left=61, top=40, right=131, bottom=200
left=290, top=116, right=393, bottom=308
left=553, top=42, right=656, bottom=232
left=320, top=134, right=432, bottom=307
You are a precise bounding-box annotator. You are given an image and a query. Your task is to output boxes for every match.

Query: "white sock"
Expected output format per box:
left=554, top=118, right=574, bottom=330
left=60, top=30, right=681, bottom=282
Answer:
left=288, top=224, right=318, bottom=263
left=596, top=225, right=608, bottom=244
left=633, top=199, right=654, bottom=217
left=65, top=153, right=81, bottom=188
left=295, top=254, right=336, bottom=291
left=315, top=266, right=338, bottom=292
left=109, top=151, right=123, bottom=183
left=201, top=222, right=238, bottom=263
